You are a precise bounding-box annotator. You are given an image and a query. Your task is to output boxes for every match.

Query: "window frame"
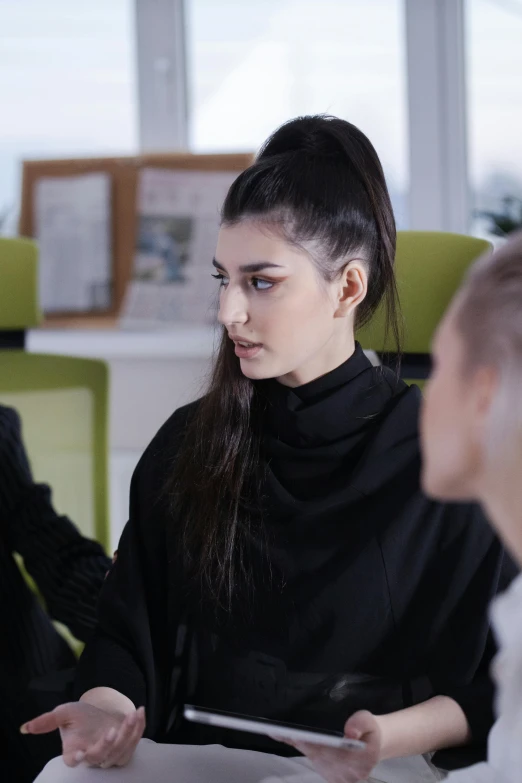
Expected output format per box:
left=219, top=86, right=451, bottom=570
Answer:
left=135, top=0, right=470, bottom=232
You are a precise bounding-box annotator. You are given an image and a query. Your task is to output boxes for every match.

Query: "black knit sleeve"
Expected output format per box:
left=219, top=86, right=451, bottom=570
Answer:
left=0, top=405, right=33, bottom=522
left=74, top=495, right=153, bottom=714
left=0, top=405, right=111, bottom=642
left=424, top=503, right=517, bottom=745
left=74, top=404, right=193, bottom=738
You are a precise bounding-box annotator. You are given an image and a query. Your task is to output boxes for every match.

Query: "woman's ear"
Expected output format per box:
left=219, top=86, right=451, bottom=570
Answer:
left=335, top=262, right=368, bottom=318
left=471, top=365, right=498, bottom=435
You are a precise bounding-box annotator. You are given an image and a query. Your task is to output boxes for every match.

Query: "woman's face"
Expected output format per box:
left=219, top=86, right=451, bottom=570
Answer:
left=421, top=311, right=491, bottom=502
left=214, top=220, right=366, bottom=387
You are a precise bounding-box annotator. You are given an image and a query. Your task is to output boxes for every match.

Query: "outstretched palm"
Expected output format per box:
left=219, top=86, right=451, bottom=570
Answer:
left=22, top=701, right=146, bottom=768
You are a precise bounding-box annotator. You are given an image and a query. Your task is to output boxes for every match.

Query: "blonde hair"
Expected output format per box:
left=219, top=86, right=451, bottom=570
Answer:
left=454, top=230, right=522, bottom=463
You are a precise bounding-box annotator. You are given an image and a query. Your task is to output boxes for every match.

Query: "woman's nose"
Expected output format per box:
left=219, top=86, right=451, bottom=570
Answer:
left=217, top=286, right=249, bottom=326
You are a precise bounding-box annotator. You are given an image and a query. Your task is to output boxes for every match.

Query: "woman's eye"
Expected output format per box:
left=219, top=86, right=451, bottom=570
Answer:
left=211, top=272, right=229, bottom=287
left=251, top=277, right=274, bottom=291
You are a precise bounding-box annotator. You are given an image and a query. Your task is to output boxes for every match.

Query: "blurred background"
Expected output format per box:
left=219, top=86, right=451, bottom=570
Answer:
left=1, top=0, right=522, bottom=239
left=1, top=0, right=521, bottom=546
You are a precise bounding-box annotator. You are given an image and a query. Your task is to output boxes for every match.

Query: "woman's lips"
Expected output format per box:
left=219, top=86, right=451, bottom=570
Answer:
left=233, top=340, right=263, bottom=359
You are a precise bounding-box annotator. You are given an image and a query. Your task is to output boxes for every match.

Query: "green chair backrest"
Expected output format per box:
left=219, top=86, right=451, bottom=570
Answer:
left=0, top=239, right=110, bottom=653
left=0, top=352, right=110, bottom=552
left=0, top=237, right=41, bottom=329
left=357, top=231, right=492, bottom=355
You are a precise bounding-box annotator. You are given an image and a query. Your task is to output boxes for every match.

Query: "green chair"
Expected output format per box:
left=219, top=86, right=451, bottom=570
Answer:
left=0, top=237, right=110, bottom=654
left=0, top=236, right=41, bottom=342
left=0, top=354, right=110, bottom=657
left=0, top=237, right=110, bottom=550
left=0, top=352, right=110, bottom=550
left=357, top=231, right=492, bottom=384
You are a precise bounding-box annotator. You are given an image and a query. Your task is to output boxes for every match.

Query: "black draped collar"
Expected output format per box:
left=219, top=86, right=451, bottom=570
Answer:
left=258, top=344, right=393, bottom=448
left=256, top=345, right=404, bottom=502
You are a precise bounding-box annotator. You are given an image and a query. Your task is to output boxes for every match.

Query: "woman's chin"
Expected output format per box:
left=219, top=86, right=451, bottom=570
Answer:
left=421, top=465, right=471, bottom=503
left=239, top=357, right=277, bottom=380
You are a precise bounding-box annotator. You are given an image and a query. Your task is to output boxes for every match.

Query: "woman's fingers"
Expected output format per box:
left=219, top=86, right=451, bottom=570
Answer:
left=343, top=710, right=376, bottom=741
left=98, top=709, right=143, bottom=769
left=96, top=711, right=136, bottom=768
left=291, top=741, right=320, bottom=760
left=21, top=703, right=82, bottom=737
left=20, top=708, right=61, bottom=735
left=113, top=707, right=146, bottom=767
left=62, top=749, right=87, bottom=768
left=81, top=726, right=118, bottom=766
left=294, top=741, right=375, bottom=783
left=111, top=708, right=145, bottom=767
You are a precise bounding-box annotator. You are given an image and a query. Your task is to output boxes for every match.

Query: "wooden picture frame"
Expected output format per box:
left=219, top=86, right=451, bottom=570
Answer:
left=19, top=152, right=253, bottom=325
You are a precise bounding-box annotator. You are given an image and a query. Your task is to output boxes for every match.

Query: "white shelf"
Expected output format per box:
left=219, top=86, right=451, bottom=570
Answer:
left=27, top=326, right=217, bottom=360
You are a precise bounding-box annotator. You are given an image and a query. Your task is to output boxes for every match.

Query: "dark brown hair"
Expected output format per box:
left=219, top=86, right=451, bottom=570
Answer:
left=171, top=115, right=401, bottom=609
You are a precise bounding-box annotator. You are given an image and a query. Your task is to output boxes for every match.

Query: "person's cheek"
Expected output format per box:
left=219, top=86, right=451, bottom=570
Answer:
left=425, top=391, right=446, bottom=484
left=421, top=386, right=435, bottom=451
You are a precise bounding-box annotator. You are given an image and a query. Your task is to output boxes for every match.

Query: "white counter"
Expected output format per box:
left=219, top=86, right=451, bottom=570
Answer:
left=28, top=327, right=217, bottom=547
left=27, top=326, right=217, bottom=361
left=28, top=327, right=217, bottom=450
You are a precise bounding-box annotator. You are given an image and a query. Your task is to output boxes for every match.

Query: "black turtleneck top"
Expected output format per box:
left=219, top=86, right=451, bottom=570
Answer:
left=76, top=346, right=514, bottom=766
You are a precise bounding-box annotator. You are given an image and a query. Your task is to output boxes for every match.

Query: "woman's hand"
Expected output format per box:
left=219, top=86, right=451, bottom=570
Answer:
left=289, top=711, right=382, bottom=783
left=20, top=701, right=146, bottom=768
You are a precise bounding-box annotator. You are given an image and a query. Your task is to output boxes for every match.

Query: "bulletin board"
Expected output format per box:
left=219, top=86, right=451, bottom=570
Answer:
left=19, top=152, right=253, bottom=325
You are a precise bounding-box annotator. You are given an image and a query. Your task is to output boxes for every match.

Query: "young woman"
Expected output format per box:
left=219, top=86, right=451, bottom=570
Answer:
left=290, top=232, right=522, bottom=783
left=27, top=116, right=512, bottom=783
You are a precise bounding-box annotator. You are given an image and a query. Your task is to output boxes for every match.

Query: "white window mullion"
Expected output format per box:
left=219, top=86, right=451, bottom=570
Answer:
left=134, top=0, right=471, bottom=233
left=134, top=0, right=188, bottom=152
left=405, top=0, right=469, bottom=233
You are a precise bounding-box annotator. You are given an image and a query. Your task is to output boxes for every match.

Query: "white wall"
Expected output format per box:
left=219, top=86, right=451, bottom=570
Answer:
left=108, top=355, right=210, bottom=547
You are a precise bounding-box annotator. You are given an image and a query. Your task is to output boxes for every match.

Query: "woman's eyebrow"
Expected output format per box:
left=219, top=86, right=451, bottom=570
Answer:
left=212, top=258, right=285, bottom=274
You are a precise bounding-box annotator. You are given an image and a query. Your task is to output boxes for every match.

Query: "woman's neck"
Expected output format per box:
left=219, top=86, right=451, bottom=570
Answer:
left=480, top=467, right=522, bottom=567
left=276, top=333, right=356, bottom=389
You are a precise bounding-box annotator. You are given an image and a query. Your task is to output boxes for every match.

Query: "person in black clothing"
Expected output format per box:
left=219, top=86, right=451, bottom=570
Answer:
left=0, top=404, right=111, bottom=782
left=27, top=116, right=514, bottom=783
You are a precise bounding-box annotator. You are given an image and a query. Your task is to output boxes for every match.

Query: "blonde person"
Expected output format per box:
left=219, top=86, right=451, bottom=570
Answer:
left=423, top=231, right=522, bottom=783
left=281, top=233, right=522, bottom=783
left=26, top=117, right=513, bottom=783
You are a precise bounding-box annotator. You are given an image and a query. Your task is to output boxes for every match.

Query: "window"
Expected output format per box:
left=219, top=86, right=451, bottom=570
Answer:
left=0, top=0, right=138, bottom=233
left=186, top=0, right=409, bottom=226
left=466, top=0, right=522, bottom=239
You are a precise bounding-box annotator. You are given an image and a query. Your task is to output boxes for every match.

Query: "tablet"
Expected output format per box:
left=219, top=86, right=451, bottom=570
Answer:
left=183, top=705, right=366, bottom=751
